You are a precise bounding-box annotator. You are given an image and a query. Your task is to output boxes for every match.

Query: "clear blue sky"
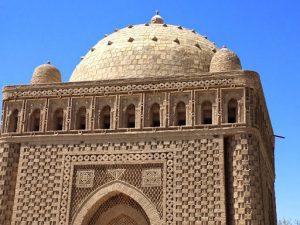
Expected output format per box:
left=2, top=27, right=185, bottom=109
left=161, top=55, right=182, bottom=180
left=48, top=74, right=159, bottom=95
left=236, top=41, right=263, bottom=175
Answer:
left=0, top=0, right=299, bottom=220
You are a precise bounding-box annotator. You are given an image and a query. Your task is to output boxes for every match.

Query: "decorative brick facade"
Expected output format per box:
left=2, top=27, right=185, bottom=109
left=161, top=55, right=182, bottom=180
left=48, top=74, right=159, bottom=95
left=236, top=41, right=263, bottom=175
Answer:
left=0, top=12, right=276, bottom=225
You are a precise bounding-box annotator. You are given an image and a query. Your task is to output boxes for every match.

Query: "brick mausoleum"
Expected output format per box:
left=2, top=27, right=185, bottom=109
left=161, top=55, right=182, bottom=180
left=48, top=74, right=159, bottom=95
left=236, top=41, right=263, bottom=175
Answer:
left=0, top=12, right=276, bottom=225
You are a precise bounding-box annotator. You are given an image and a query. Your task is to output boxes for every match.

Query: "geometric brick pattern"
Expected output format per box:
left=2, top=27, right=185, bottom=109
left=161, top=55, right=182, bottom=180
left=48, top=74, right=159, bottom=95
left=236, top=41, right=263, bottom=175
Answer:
left=0, top=18, right=276, bottom=225
left=3, top=77, right=235, bottom=100
left=107, top=215, right=139, bottom=225
left=173, top=138, right=224, bottom=224
left=70, top=163, right=165, bottom=221
left=0, top=11, right=278, bottom=225
left=50, top=137, right=227, bottom=225
left=0, top=132, right=276, bottom=225
left=11, top=144, right=63, bottom=224
left=64, top=149, right=168, bottom=224
left=142, top=168, right=162, bottom=187
left=226, top=134, right=265, bottom=225
left=76, top=170, right=95, bottom=188
left=0, top=143, right=20, bottom=225
left=3, top=136, right=267, bottom=224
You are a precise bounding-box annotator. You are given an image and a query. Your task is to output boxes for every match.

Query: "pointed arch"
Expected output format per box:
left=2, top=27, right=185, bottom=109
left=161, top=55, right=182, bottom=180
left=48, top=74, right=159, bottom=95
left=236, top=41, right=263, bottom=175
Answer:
left=100, top=105, right=111, bottom=129
left=29, top=108, right=41, bottom=132
left=8, top=109, right=19, bottom=132
left=228, top=98, right=238, bottom=123
left=176, top=101, right=186, bottom=126
left=72, top=181, right=161, bottom=225
left=90, top=198, right=149, bottom=225
left=126, top=104, right=135, bottom=128
left=76, top=107, right=87, bottom=130
left=201, top=101, right=212, bottom=124
left=150, top=103, right=160, bottom=127
left=53, top=108, right=64, bottom=131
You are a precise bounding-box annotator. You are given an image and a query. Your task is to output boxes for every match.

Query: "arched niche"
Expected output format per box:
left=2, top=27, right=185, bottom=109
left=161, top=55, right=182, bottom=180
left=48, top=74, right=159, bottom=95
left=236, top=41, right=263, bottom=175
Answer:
left=90, top=200, right=149, bottom=225
left=149, top=103, right=160, bottom=127
left=99, top=105, right=111, bottom=129
left=72, top=181, right=161, bottom=225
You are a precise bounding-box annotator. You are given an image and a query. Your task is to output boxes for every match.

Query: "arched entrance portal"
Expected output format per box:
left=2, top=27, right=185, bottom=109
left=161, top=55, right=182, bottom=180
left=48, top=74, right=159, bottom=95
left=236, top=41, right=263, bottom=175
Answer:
left=88, top=194, right=149, bottom=225
left=72, top=181, right=161, bottom=225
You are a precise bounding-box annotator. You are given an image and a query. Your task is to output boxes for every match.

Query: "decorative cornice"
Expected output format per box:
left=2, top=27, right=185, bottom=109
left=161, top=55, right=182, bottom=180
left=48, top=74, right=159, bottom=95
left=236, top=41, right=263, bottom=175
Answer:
left=2, top=71, right=258, bottom=100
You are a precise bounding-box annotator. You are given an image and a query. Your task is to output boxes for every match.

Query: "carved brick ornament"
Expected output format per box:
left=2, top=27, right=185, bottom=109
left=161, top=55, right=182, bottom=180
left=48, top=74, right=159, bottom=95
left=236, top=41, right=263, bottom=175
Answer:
left=107, top=169, right=126, bottom=180
left=76, top=170, right=95, bottom=188
left=141, top=168, right=162, bottom=187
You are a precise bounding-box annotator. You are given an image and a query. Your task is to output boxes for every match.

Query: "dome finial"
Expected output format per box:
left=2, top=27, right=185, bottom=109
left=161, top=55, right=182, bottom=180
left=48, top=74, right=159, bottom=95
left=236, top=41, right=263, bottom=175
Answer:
left=151, top=10, right=164, bottom=24
left=47, top=60, right=51, bottom=64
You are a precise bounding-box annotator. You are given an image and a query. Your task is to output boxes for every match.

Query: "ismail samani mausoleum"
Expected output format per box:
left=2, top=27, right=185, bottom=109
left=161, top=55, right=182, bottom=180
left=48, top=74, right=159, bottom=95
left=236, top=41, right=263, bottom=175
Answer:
left=0, top=12, right=276, bottom=225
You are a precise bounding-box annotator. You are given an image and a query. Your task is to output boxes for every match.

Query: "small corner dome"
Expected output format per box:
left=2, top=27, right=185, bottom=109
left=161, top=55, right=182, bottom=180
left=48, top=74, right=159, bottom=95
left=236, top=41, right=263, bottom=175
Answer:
left=210, top=47, right=242, bottom=72
left=31, top=62, right=62, bottom=84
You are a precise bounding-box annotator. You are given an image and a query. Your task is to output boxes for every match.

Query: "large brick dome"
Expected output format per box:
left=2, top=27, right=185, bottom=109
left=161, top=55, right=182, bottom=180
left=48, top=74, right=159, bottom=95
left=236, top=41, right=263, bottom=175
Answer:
left=69, top=13, right=217, bottom=82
